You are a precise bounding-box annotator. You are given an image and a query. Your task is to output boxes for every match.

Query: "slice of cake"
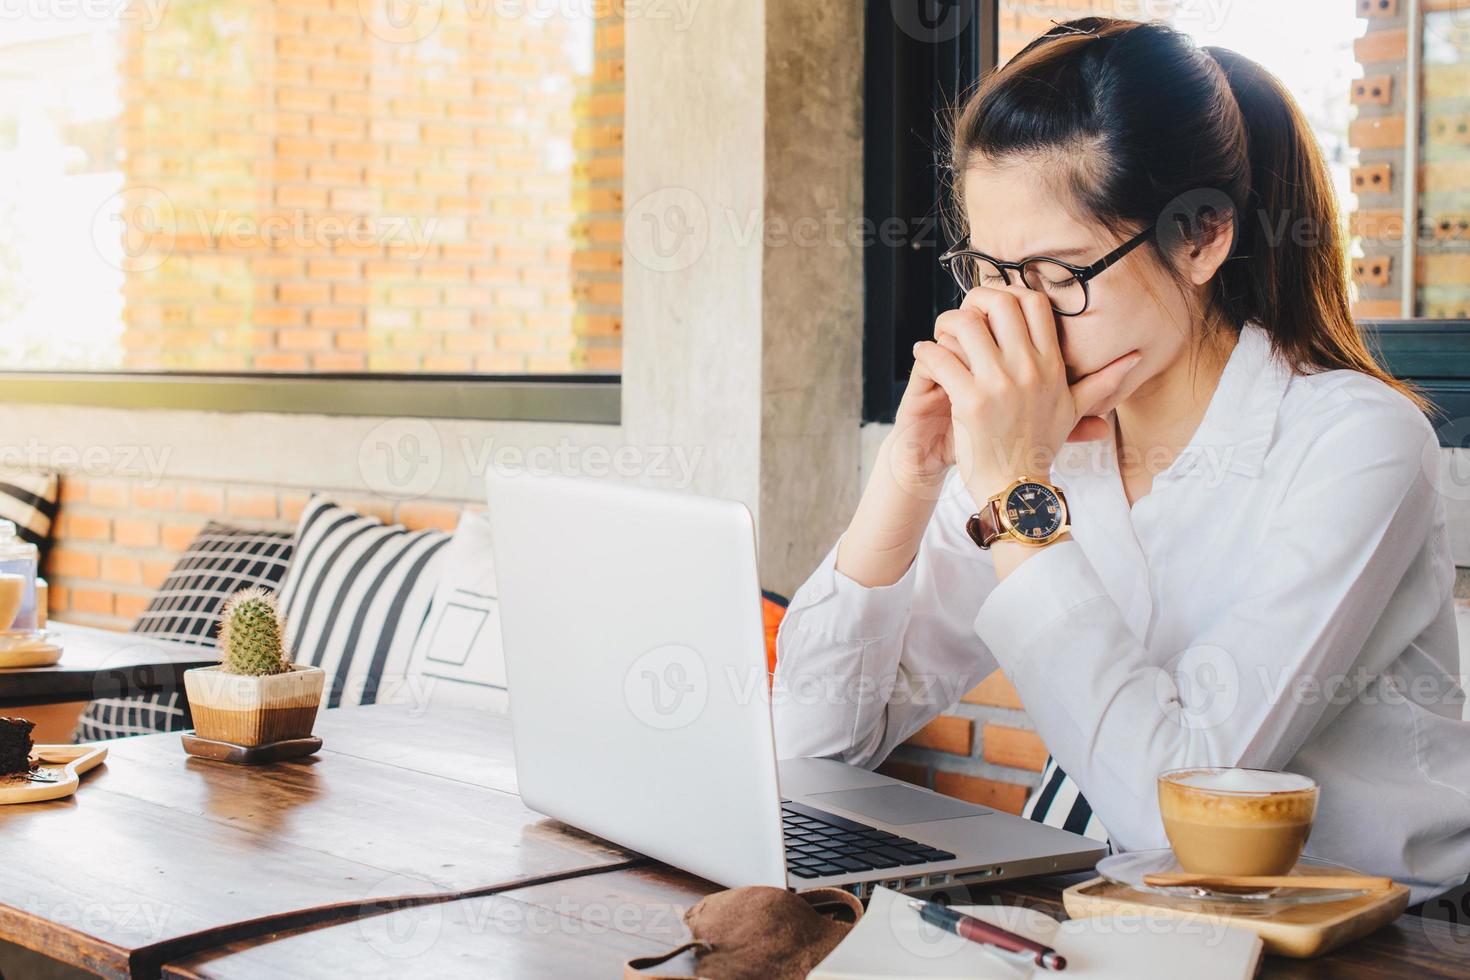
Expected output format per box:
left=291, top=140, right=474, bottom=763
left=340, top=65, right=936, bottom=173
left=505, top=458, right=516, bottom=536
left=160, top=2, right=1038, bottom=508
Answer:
left=0, top=717, right=36, bottom=776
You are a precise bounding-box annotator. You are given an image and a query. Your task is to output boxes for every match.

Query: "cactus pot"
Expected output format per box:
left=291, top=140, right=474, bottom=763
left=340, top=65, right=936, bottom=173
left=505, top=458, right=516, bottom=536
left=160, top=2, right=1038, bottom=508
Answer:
left=183, top=664, right=325, bottom=747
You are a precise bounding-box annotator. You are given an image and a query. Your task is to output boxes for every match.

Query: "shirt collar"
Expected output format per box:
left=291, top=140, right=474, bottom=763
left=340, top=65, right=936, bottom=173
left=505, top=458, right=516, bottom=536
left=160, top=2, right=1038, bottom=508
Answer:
left=1058, top=321, right=1293, bottom=485
left=1172, top=321, right=1293, bottom=479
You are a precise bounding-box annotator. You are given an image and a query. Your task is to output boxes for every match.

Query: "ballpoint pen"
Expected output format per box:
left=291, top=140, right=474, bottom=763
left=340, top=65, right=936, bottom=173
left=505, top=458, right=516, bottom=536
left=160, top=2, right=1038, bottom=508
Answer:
left=909, top=898, right=1068, bottom=971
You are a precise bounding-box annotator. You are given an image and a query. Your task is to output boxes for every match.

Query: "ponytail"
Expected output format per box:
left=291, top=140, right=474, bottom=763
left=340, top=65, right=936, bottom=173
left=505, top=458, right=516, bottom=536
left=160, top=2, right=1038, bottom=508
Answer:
left=1204, top=46, right=1428, bottom=413
left=951, top=18, right=1428, bottom=413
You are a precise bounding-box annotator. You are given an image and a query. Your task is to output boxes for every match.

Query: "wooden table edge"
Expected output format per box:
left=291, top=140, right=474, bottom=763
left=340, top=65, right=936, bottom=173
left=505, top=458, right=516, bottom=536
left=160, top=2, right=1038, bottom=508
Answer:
left=152, top=860, right=652, bottom=980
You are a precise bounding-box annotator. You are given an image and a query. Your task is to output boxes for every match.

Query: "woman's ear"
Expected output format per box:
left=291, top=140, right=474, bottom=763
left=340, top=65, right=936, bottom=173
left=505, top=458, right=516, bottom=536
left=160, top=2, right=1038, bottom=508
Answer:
left=1178, top=211, right=1236, bottom=285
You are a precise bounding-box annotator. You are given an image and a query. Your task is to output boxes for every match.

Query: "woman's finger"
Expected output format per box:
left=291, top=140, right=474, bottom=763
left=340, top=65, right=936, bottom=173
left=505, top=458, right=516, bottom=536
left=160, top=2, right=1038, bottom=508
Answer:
left=934, top=326, right=970, bottom=371
left=912, top=341, right=979, bottom=400
left=1070, top=349, right=1144, bottom=419
left=997, top=282, right=1063, bottom=367
left=934, top=308, right=1000, bottom=379
left=959, top=287, right=1039, bottom=378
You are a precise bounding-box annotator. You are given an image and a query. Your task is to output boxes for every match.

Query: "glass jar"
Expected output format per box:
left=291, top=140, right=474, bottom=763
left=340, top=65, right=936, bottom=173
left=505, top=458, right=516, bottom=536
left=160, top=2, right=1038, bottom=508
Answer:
left=0, top=520, right=39, bottom=631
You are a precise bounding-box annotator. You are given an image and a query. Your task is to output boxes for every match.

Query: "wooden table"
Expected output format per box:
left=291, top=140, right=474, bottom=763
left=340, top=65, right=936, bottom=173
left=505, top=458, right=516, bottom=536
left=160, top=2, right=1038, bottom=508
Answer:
left=0, top=622, right=216, bottom=708
left=160, top=865, right=1470, bottom=979
left=3, top=701, right=1465, bottom=978
left=0, top=703, right=638, bottom=978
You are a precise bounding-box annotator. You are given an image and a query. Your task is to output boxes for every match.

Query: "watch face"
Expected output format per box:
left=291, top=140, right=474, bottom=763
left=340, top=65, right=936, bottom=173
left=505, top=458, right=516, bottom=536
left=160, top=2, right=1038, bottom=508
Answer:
left=1004, top=482, right=1064, bottom=540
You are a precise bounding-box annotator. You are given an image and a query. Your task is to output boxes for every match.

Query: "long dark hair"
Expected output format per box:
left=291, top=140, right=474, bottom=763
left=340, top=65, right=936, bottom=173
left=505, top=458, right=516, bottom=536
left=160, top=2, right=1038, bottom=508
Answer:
left=948, top=17, right=1426, bottom=411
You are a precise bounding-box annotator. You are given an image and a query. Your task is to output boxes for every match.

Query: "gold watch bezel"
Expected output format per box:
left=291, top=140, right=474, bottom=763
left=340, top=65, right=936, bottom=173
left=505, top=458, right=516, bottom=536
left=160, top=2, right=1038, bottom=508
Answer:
left=988, top=475, right=1070, bottom=547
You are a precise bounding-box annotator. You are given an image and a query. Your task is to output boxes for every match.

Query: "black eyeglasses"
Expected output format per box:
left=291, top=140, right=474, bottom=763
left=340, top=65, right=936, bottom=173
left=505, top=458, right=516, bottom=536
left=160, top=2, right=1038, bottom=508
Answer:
left=937, top=225, right=1155, bottom=316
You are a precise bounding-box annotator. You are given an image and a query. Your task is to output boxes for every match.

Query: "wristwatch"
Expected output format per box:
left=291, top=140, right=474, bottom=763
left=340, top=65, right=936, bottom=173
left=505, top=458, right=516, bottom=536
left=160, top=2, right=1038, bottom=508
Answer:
left=965, top=476, right=1070, bottom=550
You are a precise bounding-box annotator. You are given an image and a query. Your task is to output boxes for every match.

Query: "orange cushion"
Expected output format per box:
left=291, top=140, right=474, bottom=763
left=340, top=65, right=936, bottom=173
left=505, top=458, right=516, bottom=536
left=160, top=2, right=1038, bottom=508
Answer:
left=761, top=592, right=788, bottom=676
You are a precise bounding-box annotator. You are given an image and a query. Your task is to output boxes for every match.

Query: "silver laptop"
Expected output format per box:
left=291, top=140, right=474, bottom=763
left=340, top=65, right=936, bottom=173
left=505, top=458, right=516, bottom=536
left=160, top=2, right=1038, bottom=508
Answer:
left=486, top=469, right=1105, bottom=899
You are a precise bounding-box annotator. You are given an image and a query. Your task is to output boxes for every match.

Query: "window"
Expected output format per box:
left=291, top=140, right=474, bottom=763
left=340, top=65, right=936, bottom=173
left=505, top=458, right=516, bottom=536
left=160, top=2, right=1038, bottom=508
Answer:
left=0, top=2, right=623, bottom=390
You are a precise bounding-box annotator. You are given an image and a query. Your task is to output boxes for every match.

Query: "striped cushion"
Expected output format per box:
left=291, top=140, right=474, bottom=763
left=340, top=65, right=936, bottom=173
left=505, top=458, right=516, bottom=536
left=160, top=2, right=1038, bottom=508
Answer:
left=278, top=497, right=450, bottom=709
left=74, top=523, right=296, bottom=742
left=1023, top=754, right=1114, bottom=848
left=0, top=469, right=59, bottom=563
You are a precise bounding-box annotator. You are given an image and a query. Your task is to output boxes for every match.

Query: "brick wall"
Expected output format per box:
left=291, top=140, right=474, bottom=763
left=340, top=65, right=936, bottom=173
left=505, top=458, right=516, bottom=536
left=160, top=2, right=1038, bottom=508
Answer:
left=116, top=0, right=622, bottom=373
left=1348, top=0, right=1470, bottom=317
left=45, top=474, right=468, bottom=632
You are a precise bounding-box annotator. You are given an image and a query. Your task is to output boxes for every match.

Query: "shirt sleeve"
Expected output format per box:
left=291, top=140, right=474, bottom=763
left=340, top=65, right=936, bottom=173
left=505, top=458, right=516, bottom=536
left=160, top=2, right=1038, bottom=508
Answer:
left=771, top=471, right=1002, bottom=767
left=973, top=404, right=1446, bottom=852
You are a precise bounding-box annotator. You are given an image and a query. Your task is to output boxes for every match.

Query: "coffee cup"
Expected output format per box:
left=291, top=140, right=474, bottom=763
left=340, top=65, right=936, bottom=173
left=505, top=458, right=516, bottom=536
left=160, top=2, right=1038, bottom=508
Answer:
left=1157, top=766, right=1318, bottom=877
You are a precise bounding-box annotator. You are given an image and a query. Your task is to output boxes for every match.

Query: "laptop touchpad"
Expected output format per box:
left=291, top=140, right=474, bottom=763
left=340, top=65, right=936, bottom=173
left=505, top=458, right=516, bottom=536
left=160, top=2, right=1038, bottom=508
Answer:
left=807, top=785, right=992, bottom=825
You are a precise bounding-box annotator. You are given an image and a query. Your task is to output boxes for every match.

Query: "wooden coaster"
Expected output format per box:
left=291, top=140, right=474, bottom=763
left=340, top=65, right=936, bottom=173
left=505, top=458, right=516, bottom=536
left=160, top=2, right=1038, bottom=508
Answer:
left=1062, top=875, right=1411, bottom=959
left=181, top=733, right=322, bottom=765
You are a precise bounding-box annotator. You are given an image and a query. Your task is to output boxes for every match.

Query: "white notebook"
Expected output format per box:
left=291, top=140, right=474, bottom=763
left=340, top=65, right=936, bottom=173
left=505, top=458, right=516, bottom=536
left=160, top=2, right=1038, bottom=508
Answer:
left=810, top=886, right=1264, bottom=980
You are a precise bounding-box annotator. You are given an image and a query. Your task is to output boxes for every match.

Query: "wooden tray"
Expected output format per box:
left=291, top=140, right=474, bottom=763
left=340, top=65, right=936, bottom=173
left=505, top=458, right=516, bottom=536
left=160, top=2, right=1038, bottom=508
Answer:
left=0, top=744, right=108, bottom=804
left=1062, top=875, right=1411, bottom=959
left=181, top=733, right=322, bottom=764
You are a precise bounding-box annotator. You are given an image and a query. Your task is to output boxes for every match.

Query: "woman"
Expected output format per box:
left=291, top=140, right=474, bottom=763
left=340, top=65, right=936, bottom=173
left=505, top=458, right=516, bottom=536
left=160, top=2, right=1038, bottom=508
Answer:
left=771, top=17, right=1470, bottom=905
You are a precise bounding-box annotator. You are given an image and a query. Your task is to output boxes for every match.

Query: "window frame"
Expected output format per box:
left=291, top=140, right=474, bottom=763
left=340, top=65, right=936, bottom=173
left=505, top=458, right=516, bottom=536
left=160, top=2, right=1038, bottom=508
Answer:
left=0, top=371, right=621, bottom=423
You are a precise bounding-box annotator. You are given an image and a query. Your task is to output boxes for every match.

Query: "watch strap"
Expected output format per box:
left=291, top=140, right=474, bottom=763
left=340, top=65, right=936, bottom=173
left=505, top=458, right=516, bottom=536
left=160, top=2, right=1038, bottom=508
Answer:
left=965, top=499, right=1004, bottom=550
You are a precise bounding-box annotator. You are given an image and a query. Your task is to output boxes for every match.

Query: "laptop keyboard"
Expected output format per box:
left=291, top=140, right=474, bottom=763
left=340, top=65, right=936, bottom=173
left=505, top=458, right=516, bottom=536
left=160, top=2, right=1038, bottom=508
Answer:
left=781, top=800, right=957, bottom=879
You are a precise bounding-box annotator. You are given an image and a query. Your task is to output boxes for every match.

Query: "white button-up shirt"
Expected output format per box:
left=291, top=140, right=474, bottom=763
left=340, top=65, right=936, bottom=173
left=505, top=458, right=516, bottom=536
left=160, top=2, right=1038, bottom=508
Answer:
left=772, top=322, right=1470, bottom=904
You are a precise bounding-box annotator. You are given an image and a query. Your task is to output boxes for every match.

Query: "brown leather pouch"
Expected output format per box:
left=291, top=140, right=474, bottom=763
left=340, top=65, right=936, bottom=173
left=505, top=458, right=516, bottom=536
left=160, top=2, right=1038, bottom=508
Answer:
left=623, top=886, right=864, bottom=980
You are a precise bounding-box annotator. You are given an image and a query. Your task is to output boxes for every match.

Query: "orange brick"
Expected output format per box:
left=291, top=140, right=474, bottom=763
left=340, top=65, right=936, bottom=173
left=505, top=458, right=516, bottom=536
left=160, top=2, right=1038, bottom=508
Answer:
left=63, top=513, right=111, bottom=542
left=115, top=592, right=152, bottom=622
left=87, top=480, right=128, bottom=508
left=181, top=486, right=225, bottom=515
left=131, top=485, right=177, bottom=510
left=255, top=353, right=310, bottom=372
left=1354, top=27, right=1406, bottom=64
left=1348, top=115, right=1406, bottom=151
left=114, top=518, right=160, bottom=548
left=71, top=589, right=114, bottom=616
left=395, top=501, right=461, bottom=532
left=101, top=555, right=143, bottom=585
left=280, top=493, right=312, bottom=523
left=227, top=489, right=278, bottom=519
left=313, top=352, right=367, bottom=371
left=981, top=724, right=1049, bottom=773
left=142, top=559, right=177, bottom=589
left=46, top=547, right=100, bottom=579
left=903, top=715, right=973, bottom=755
left=161, top=521, right=207, bottom=552
left=962, top=670, right=1023, bottom=710
left=933, top=772, right=1031, bottom=816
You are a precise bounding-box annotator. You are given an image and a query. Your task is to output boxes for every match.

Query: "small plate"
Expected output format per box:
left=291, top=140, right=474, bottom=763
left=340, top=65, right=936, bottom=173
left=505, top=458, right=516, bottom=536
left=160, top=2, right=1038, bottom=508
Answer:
left=0, top=631, right=61, bottom=668
left=0, top=744, right=108, bottom=804
left=1096, top=849, right=1372, bottom=906
left=0, top=629, right=58, bottom=652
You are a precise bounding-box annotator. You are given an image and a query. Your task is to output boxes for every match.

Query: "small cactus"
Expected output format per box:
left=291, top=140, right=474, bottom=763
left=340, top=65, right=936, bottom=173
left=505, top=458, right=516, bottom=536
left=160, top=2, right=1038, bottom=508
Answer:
left=218, top=587, right=291, bottom=676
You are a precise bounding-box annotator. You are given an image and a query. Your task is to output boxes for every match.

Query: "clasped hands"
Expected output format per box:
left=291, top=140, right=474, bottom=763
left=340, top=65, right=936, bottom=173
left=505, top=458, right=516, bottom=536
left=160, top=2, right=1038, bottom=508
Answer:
left=893, top=283, right=1144, bottom=512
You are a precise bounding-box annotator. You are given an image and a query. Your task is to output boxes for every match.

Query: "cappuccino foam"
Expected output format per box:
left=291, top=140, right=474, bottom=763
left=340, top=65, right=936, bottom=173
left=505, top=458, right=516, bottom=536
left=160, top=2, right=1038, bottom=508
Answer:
left=1170, top=769, right=1315, bottom=794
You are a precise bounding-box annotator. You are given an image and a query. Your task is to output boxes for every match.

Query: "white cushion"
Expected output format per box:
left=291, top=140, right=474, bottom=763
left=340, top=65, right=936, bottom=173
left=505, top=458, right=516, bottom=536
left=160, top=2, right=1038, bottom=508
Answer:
left=406, top=511, right=507, bottom=712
